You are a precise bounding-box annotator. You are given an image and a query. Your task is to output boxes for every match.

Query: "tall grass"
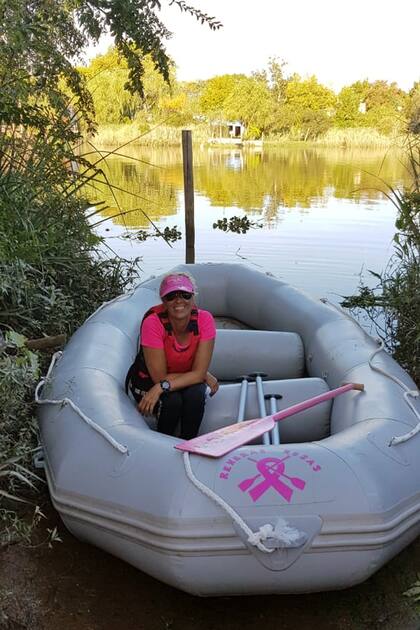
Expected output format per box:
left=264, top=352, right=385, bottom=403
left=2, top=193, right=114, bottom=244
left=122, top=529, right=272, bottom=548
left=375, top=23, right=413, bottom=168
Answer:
left=0, top=108, right=140, bottom=544
left=265, top=128, right=395, bottom=148
left=315, top=127, right=396, bottom=148
left=91, top=123, right=399, bottom=149
left=342, top=137, right=419, bottom=385
left=91, top=122, right=212, bottom=147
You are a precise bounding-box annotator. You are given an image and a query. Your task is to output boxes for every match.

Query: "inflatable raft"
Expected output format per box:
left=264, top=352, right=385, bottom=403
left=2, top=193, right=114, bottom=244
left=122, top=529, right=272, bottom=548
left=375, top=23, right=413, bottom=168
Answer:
left=36, top=263, right=420, bottom=595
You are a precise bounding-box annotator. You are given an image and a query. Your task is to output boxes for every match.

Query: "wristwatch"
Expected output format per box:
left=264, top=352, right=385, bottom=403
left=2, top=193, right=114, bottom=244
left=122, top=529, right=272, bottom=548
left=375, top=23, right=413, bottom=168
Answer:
left=160, top=380, right=171, bottom=392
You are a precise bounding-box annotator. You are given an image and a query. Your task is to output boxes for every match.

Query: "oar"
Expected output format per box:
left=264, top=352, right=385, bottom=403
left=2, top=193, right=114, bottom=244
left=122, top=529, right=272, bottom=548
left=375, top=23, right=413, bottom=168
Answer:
left=175, top=383, right=364, bottom=458
left=249, top=372, right=270, bottom=446
left=265, top=393, right=283, bottom=445
left=237, top=375, right=251, bottom=423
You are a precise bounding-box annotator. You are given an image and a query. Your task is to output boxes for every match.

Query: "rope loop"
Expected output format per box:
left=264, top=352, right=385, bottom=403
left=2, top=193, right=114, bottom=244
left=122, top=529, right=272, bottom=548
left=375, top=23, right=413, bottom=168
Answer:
left=35, top=352, right=128, bottom=455
left=183, top=453, right=307, bottom=554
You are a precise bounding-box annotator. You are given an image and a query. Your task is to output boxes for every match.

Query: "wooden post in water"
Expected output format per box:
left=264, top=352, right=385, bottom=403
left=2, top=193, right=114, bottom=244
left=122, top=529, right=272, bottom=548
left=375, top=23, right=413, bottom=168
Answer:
left=182, top=130, right=195, bottom=263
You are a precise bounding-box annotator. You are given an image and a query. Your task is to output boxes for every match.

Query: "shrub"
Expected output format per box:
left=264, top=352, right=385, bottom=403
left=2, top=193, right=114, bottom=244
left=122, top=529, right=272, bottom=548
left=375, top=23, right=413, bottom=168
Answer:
left=342, top=140, right=420, bottom=385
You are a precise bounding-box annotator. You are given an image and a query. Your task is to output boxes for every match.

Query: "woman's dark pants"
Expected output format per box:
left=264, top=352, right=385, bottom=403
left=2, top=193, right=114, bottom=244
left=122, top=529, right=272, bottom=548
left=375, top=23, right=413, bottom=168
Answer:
left=131, top=381, right=207, bottom=440
left=158, top=383, right=207, bottom=439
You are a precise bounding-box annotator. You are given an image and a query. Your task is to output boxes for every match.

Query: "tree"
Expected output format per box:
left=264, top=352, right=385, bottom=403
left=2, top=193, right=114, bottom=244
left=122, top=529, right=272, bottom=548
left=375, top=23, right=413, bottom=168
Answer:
left=335, top=81, right=370, bottom=127
left=199, top=74, right=246, bottom=119
left=223, top=75, right=273, bottom=138
left=267, top=56, right=288, bottom=104
left=407, top=82, right=420, bottom=134
left=0, top=0, right=221, bottom=134
left=0, top=0, right=221, bottom=544
left=82, top=48, right=174, bottom=124
left=335, top=80, right=407, bottom=134
left=285, top=75, right=336, bottom=114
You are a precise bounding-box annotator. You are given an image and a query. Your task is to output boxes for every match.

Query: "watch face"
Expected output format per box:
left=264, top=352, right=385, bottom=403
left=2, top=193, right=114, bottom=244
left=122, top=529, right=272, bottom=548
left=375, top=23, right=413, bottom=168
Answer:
left=161, top=380, right=170, bottom=391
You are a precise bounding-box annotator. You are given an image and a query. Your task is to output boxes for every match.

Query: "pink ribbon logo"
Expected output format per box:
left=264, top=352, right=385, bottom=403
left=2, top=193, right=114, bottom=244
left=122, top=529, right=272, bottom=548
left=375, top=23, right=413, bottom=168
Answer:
left=238, top=455, right=306, bottom=503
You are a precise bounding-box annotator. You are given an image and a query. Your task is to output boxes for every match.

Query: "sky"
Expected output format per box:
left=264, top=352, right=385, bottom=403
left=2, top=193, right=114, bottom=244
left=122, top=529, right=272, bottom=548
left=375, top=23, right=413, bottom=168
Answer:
left=87, top=0, right=419, bottom=93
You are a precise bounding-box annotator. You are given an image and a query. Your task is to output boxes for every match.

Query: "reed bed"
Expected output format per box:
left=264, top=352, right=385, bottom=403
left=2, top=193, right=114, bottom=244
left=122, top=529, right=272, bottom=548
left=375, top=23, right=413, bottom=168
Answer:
left=91, top=123, right=399, bottom=150
left=91, top=123, right=212, bottom=148
left=314, top=128, right=395, bottom=148
left=264, top=128, right=396, bottom=148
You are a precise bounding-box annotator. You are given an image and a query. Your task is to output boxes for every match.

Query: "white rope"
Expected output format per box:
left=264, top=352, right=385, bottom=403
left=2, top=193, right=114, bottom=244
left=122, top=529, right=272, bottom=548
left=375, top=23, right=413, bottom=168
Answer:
left=368, top=342, right=420, bottom=446
left=183, top=452, right=274, bottom=553
left=35, top=352, right=128, bottom=455
left=320, top=299, right=420, bottom=447
left=183, top=453, right=307, bottom=554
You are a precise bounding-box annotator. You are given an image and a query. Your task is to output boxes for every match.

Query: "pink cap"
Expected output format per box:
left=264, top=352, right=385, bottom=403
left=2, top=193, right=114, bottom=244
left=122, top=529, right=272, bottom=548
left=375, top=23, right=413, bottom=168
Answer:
left=159, top=274, right=195, bottom=298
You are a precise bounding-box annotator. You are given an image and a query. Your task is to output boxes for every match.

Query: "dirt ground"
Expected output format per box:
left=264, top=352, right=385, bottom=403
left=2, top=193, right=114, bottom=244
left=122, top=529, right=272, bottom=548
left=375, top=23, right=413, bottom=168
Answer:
left=0, top=494, right=419, bottom=630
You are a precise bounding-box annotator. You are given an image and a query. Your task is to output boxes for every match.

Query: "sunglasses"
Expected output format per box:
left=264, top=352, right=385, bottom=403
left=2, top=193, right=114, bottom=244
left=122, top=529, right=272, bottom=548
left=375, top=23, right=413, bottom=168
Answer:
left=164, top=291, right=193, bottom=301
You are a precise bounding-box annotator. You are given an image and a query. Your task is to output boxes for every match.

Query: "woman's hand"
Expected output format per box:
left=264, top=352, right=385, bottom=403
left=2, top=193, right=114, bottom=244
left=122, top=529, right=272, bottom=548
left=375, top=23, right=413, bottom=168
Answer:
left=206, top=372, right=219, bottom=397
left=138, top=383, right=162, bottom=416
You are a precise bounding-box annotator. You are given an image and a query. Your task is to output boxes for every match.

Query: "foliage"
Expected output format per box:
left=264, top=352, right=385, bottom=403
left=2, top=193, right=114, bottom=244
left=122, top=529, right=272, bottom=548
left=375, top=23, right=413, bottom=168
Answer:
left=78, top=44, right=417, bottom=143
left=122, top=225, right=182, bottom=243
left=0, top=0, right=222, bottom=546
left=199, top=74, right=246, bottom=118
left=335, top=80, right=407, bottom=135
left=285, top=75, right=336, bottom=114
left=300, top=110, right=332, bottom=140
left=0, top=331, right=43, bottom=547
left=266, top=57, right=288, bottom=104
left=75, top=0, right=221, bottom=99
left=81, top=49, right=175, bottom=125
left=407, top=82, right=420, bottom=134
left=212, top=215, right=262, bottom=234
left=91, top=121, right=211, bottom=147
left=342, top=139, right=420, bottom=385
left=313, top=127, right=394, bottom=148
left=223, top=75, right=274, bottom=137
left=403, top=574, right=420, bottom=602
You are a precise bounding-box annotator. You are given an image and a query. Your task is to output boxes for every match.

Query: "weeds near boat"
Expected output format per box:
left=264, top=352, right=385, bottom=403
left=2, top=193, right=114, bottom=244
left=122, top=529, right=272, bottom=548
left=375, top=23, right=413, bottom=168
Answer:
left=403, top=574, right=420, bottom=603
left=342, top=137, right=419, bottom=385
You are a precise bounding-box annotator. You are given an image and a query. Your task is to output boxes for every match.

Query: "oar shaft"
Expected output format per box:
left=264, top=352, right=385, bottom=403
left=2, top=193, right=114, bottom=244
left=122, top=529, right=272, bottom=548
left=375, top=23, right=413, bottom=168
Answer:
left=272, top=383, right=363, bottom=424
left=254, top=375, right=270, bottom=446
left=269, top=397, right=280, bottom=445
left=237, top=378, right=249, bottom=423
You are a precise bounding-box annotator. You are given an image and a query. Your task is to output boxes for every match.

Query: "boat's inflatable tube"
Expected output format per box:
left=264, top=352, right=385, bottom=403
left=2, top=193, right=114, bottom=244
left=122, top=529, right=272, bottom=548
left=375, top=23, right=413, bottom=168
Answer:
left=210, top=330, right=304, bottom=380
left=37, top=263, right=420, bottom=596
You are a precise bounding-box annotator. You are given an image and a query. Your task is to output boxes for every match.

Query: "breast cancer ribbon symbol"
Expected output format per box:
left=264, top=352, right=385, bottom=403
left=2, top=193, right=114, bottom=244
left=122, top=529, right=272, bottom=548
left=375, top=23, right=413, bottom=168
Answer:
left=238, top=456, right=306, bottom=503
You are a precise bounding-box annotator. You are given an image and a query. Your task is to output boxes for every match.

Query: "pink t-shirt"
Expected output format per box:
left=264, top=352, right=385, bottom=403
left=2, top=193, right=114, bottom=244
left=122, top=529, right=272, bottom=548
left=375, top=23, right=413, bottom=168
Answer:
left=141, top=309, right=216, bottom=373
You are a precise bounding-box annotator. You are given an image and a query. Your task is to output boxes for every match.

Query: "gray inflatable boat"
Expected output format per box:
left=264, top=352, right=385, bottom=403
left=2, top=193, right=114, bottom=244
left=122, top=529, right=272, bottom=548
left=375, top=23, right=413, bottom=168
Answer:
left=36, top=263, right=420, bottom=595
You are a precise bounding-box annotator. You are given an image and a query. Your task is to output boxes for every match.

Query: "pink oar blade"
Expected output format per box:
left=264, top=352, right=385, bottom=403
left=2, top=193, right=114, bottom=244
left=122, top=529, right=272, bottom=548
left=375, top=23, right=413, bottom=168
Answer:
left=175, top=415, right=274, bottom=458
left=175, top=382, right=364, bottom=458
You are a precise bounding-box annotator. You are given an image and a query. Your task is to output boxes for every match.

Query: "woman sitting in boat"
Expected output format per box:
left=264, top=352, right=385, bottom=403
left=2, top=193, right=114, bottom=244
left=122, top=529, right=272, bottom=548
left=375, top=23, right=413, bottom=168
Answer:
left=126, top=272, right=218, bottom=439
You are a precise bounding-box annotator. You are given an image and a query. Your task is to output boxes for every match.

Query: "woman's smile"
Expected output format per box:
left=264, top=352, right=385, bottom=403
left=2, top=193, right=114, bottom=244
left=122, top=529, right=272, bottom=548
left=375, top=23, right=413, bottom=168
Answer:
left=168, top=299, right=192, bottom=318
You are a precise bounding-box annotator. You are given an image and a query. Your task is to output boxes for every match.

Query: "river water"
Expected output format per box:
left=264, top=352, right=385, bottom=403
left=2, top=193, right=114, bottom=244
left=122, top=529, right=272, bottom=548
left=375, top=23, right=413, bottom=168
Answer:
left=89, top=144, right=409, bottom=302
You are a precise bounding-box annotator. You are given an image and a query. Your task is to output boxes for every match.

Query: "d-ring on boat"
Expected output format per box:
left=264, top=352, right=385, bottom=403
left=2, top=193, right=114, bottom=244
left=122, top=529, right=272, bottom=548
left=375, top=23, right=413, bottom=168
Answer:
left=36, top=263, right=420, bottom=596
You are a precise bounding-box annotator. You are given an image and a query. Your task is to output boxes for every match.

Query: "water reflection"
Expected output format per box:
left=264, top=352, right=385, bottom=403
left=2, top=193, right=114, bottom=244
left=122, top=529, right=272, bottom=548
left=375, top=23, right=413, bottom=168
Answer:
left=85, top=145, right=409, bottom=228
left=85, top=144, right=409, bottom=300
